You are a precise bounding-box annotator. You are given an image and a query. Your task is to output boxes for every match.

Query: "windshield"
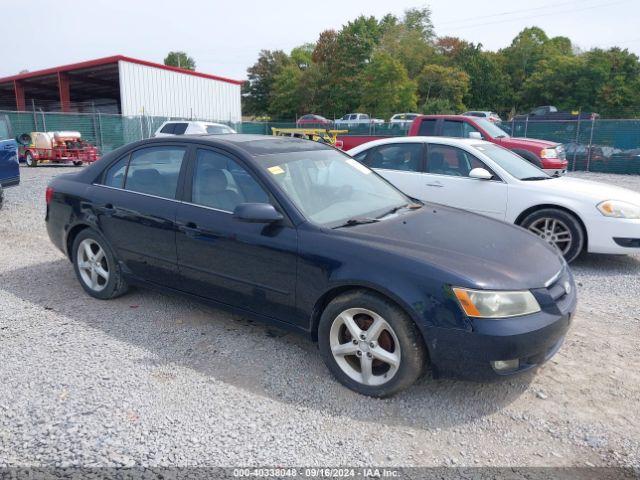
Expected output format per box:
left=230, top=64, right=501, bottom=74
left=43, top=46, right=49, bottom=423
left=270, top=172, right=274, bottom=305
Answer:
left=473, top=144, right=550, bottom=180
left=206, top=125, right=234, bottom=134
left=258, top=149, right=411, bottom=227
left=475, top=118, right=510, bottom=138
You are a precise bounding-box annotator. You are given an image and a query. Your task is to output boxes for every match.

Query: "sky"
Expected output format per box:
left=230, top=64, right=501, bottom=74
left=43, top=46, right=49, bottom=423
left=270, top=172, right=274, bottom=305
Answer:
left=1, top=0, right=638, bottom=80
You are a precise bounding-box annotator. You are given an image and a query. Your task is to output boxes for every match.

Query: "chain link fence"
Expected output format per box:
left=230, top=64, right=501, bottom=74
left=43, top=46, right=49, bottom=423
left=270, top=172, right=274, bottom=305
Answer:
left=3, top=110, right=640, bottom=174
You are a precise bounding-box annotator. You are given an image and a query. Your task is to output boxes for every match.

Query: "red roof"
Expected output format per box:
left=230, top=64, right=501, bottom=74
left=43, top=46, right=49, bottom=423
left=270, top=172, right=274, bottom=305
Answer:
left=0, top=55, right=244, bottom=85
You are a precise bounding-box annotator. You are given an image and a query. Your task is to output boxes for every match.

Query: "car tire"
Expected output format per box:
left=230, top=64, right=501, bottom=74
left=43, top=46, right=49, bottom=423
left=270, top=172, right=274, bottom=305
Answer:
left=24, top=151, right=38, bottom=167
left=73, top=161, right=83, bottom=166
left=519, top=208, right=585, bottom=263
left=72, top=228, right=129, bottom=300
left=318, top=290, right=427, bottom=397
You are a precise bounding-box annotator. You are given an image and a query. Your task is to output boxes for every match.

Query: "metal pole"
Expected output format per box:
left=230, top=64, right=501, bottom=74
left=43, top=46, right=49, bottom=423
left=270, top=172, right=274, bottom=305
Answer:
left=586, top=115, right=596, bottom=172
left=98, top=112, right=104, bottom=151
left=524, top=116, right=529, bottom=138
left=39, top=109, right=47, bottom=131
left=572, top=117, right=581, bottom=171
left=92, top=102, right=98, bottom=146
left=32, top=99, right=38, bottom=130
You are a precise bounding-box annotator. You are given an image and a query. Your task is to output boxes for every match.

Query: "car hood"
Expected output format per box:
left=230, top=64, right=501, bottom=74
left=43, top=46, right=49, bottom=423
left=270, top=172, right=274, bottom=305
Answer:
left=337, top=204, right=564, bottom=290
left=524, top=176, right=640, bottom=204
left=501, top=137, right=559, bottom=149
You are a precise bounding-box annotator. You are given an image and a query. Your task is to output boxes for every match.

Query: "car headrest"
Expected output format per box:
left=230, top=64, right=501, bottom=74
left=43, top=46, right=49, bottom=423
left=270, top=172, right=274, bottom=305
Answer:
left=131, top=168, right=161, bottom=184
left=430, top=151, right=445, bottom=169
left=201, top=169, right=229, bottom=192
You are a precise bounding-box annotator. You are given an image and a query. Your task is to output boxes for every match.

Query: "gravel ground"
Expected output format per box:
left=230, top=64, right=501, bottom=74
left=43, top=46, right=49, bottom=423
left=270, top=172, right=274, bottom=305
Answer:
left=0, top=167, right=639, bottom=469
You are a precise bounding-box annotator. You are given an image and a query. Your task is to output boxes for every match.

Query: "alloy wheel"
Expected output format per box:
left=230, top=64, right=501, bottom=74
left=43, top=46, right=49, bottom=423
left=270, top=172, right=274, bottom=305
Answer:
left=77, top=238, right=109, bottom=292
left=527, top=217, right=573, bottom=255
left=329, top=308, right=401, bottom=387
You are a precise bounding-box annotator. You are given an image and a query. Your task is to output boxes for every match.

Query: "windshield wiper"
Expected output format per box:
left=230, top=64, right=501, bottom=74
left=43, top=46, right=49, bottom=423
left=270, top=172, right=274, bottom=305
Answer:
left=332, top=217, right=380, bottom=229
left=521, top=176, right=551, bottom=181
left=376, top=203, right=422, bottom=219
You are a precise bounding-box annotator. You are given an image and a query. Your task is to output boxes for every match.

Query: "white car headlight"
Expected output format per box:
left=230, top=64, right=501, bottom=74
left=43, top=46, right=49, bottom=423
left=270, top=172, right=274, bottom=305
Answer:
left=597, top=200, right=640, bottom=219
left=540, top=147, right=559, bottom=159
left=453, top=287, right=541, bottom=318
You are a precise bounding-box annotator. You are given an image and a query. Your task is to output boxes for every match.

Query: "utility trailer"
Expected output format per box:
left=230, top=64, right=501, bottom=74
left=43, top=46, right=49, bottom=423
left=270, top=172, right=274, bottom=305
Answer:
left=18, top=131, right=100, bottom=167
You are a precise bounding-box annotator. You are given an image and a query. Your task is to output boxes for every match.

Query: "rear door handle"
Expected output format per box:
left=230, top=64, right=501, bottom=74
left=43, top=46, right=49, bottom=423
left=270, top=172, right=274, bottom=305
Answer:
left=179, top=221, right=201, bottom=235
left=98, top=203, right=116, bottom=215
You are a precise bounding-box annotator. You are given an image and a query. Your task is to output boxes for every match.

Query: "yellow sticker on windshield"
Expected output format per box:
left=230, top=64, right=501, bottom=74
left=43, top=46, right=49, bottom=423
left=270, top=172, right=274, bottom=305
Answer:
left=268, top=166, right=285, bottom=175
left=346, top=158, right=371, bottom=174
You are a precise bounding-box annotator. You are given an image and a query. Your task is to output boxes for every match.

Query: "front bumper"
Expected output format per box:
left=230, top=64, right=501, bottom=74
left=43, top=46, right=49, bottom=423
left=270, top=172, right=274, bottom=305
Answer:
left=427, top=269, right=577, bottom=381
left=543, top=167, right=567, bottom=176
left=585, top=215, right=640, bottom=254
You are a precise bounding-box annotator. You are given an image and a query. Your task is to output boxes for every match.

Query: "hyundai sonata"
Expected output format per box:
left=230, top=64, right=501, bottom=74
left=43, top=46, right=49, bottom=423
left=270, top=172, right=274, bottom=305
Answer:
left=46, top=135, right=576, bottom=396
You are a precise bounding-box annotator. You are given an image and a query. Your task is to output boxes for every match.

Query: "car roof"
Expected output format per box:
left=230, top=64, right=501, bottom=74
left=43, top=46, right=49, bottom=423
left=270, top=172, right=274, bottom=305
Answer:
left=147, top=133, right=333, bottom=156
left=347, top=136, right=494, bottom=152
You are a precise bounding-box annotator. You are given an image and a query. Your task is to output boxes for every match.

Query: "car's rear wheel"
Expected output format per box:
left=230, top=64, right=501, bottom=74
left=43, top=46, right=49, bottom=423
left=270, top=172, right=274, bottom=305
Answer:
left=520, top=208, right=584, bottom=263
left=72, top=229, right=128, bottom=299
left=73, top=160, right=83, bottom=166
left=24, top=152, right=37, bottom=167
left=318, top=290, right=426, bottom=397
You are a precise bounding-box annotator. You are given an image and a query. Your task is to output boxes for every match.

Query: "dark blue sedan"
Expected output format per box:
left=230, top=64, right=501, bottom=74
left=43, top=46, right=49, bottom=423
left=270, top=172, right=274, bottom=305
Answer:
left=45, top=135, right=576, bottom=397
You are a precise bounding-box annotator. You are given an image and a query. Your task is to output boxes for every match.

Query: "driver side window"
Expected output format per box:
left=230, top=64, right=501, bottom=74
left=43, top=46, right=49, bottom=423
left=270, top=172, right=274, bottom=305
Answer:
left=426, top=145, right=496, bottom=179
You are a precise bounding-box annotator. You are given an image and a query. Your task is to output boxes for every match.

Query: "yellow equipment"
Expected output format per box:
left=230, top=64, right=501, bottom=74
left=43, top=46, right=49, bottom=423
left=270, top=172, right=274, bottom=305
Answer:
left=271, top=128, right=348, bottom=148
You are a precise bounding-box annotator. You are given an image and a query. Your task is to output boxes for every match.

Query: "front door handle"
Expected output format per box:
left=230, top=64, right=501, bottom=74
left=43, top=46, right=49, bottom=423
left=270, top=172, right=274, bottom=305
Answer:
left=426, top=183, right=443, bottom=188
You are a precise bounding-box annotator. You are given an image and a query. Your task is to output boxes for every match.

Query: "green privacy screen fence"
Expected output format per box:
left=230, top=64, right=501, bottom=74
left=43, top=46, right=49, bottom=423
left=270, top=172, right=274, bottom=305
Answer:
left=3, top=110, right=640, bottom=174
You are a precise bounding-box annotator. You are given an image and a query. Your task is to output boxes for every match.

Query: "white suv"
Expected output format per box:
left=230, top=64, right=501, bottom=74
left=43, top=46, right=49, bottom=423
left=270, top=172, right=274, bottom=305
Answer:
left=154, top=121, right=236, bottom=137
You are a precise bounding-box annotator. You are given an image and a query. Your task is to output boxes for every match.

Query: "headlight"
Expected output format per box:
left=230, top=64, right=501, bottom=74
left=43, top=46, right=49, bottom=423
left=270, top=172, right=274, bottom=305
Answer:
left=452, top=287, right=541, bottom=318
left=597, top=200, right=640, bottom=219
left=540, top=147, right=559, bottom=159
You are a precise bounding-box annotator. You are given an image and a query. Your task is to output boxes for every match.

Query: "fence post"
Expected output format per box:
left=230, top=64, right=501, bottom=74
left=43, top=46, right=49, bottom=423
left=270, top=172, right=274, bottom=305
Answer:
left=98, top=112, right=104, bottom=151
left=572, top=117, right=581, bottom=171
left=32, top=99, right=38, bottom=131
left=586, top=115, right=596, bottom=172
left=524, top=116, right=529, bottom=138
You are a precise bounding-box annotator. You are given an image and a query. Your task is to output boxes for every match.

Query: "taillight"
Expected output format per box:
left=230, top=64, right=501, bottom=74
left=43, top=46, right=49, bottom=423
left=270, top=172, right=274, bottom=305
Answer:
left=45, top=186, right=54, bottom=205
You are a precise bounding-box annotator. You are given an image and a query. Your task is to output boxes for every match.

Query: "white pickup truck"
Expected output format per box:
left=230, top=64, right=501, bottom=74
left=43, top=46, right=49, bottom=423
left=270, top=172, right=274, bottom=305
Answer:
left=334, top=113, right=384, bottom=128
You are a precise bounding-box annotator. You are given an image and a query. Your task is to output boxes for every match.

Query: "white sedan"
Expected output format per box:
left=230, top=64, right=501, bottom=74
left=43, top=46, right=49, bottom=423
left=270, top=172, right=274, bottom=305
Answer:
left=348, top=137, right=640, bottom=262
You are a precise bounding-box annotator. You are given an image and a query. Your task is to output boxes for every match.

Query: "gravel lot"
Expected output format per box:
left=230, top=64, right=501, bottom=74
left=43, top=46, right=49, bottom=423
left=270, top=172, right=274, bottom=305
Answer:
left=0, top=167, right=639, bottom=469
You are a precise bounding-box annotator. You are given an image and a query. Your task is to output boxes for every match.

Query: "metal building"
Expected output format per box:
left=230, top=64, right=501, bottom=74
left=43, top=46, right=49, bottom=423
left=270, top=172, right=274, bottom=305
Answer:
left=0, top=55, right=243, bottom=121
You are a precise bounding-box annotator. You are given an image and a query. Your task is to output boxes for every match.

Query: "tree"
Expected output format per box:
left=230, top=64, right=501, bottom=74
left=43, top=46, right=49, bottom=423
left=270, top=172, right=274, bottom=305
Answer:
left=417, top=64, right=470, bottom=112
left=402, top=6, right=435, bottom=42
left=359, top=52, right=417, bottom=119
left=164, top=51, right=195, bottom=70
left=242, top=50, right=290, bottom=117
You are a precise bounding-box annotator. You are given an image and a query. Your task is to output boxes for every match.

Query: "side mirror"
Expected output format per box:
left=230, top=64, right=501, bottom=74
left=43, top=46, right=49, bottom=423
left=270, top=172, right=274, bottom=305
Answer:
left=468, top=131, right=483, bottom=140
left=469, top=168, right=493, bottom=180
left=233, top=203, right=283, bottom=223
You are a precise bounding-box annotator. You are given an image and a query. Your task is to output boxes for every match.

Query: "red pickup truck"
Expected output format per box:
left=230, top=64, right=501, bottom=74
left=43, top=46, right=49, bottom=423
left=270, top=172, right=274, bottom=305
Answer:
left=339, top=115, right=568, bottom=176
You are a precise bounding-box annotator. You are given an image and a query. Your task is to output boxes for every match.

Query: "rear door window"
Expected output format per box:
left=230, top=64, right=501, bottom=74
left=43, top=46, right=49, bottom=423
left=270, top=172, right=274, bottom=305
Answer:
left=172, top=123, right=188, bottom=135
left=364, top=143, right=423, bottom=171
left=417, top=119, right=437, bottom=136
left=102, top=156, right=129, bottom=188
left=160, top=123, right=176, bottom=134
left=124, top=146, right=186, bottom=199
left=442, top=121, right=465, bottom=138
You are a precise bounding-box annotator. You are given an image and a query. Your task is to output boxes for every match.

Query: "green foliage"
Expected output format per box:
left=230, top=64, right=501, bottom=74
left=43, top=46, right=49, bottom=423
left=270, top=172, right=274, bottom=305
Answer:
left=242, top=11, right=640, bottom=120
left=163, top=51, right=195, bottom=71
left=418, top=64, right=469, bottom=112
left=359, top=53, right=417, bottom=119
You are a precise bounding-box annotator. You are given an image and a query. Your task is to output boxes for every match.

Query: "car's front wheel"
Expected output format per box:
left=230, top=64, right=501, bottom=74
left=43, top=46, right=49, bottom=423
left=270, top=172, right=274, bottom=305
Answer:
left=72, top=229, right=129, bottom=299
left=520, top=208, right=585, bottom=263
left=318, top=290, right=426, bottom=397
